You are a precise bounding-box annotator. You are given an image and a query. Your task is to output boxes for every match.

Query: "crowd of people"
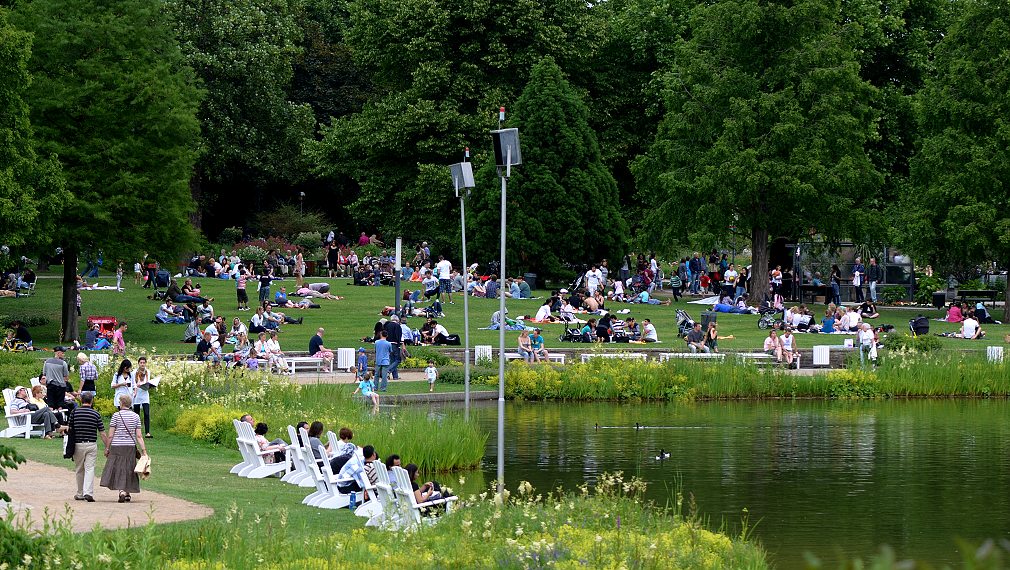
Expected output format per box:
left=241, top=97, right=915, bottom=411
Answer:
left=242, top=415, right=449, bottom=507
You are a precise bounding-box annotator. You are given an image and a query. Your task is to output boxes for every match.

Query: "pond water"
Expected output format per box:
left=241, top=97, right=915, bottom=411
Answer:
left=464, top=399, right=1010, bottom=568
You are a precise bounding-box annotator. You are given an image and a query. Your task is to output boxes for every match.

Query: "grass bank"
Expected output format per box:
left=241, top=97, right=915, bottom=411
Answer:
left=2, top=436, right=768, bottom=569
left=447, top=353, right=1010, bottom=402
left=5, top=270, right=1008, bottom=356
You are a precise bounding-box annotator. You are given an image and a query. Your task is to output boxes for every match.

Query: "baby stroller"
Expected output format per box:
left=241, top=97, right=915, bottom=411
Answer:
left=909, top=316, right=929, bottom=336
left=676, top=309, right=695, bottom=338
left=628, top=274, right=645, bottom=296
left=559, top=324, right=586, bottom=342
left=758, top=312, right=784, bottom=330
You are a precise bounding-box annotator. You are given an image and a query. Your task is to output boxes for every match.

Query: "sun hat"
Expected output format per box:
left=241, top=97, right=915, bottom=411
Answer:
left=358, top=347, right=366, bottom=352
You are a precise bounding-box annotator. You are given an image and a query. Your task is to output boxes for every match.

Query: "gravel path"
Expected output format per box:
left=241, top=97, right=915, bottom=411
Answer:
left=0, top=459, right=213, bottom=532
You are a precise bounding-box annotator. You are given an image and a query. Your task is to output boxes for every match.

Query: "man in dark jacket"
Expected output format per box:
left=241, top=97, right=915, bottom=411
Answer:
left=383, top=315, right=403, bottom=381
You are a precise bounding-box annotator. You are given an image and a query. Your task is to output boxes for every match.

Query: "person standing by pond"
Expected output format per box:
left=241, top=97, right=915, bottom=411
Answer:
left=71, top=392, right=107, bottom=502
left=101, top=393, right=147, bottom=503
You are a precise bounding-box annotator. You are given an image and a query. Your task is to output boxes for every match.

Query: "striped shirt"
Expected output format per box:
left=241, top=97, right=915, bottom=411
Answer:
left=71, top=407, right=105, bottom=443
left=109, top=410, right=141, bottom=446
left=79, top=362, right=98, bottom=392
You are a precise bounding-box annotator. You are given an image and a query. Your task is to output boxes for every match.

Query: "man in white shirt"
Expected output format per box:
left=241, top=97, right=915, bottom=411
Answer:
left=422, top=272, right=439, bottom=299
left=846, top=307, right=862, bottom=332
left=435, top=256, right=453, bottom=304
left=205, top=316, right=224, bottom=344
left=584, top=265, right=604, bottom=295
left=198, top=300, right=215, bottom=323
left=858, top=323, right=877, bottom=365
left=431, top=320, right=450, bottom=345
left=961, top=316, right=982, bottom=339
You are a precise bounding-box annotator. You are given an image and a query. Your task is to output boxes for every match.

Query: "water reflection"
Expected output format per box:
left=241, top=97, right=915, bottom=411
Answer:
left=454, top=399, right=1010, bottom=569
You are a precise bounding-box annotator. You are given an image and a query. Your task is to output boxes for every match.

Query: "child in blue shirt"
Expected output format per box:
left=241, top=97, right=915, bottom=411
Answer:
left=355, top=347, right=368, bottom=380
left=354, top=372, right=379, bottom=411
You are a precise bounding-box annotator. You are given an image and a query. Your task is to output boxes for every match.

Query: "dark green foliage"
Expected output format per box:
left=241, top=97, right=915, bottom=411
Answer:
left=913, top=274, right=945, bottom=305
left=634, top=0, right=882, bottom=288
left=9, top=0, right=203, bottom=340
left=255, top=204, right=332, bottom=240
left=0, top=352, right=44, bottom=391
left=882, top=332, right=942, bottom=352
left=879, top=286, right=909, bottom=304
left=438, top=366, right=498, bottom=385
left=0, top=13, right=68, bottom=267
left=310, top=0, right=603, bottom=256
left=468, top=57, right=628, bottom=277
left=898, top=0, right=1010, bottom=319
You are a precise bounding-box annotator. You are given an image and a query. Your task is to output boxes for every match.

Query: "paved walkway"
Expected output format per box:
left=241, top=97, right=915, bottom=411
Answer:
left=0, top=460, right=213, bottom=533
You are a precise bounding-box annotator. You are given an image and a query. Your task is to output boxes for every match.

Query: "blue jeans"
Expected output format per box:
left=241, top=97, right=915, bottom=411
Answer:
left=736, top=285, right=746, bottom=300
left=831, top=283, right=840, bottom=305
left=259, top=287, right=271, bottom=303
left=869, top=281, right=878, bottom=302
left=690, top=275, right=700, bottom=294
left=376, top=365, right=391, bottom=391
left=388, top=344, right=401, bottom=380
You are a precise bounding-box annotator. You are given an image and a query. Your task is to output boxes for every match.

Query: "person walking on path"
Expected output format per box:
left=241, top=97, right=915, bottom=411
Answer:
left=100, top=393, right=147, bottom=503
left=71, top=392, right=107, bottom=502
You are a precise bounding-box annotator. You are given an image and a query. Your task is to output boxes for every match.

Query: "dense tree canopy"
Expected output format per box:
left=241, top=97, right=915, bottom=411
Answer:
left=898, top=0, right=1010, bottom=316
left=634, top=0, right=882, bottom=290
left=0, top=13, right=67, bottom=266
left=9, top=0, right=202, bottom=339
left=468, top=57, right=628, bottom=277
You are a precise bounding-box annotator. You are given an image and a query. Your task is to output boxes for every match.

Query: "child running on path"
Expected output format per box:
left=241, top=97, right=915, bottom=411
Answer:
left=424, top=360, right=438, bottom=392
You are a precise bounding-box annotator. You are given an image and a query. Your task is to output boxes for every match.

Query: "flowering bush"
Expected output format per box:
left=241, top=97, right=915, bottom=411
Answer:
left=171, top=405, right=243, bottom=444
left=234, top=245, right=267, bottom=264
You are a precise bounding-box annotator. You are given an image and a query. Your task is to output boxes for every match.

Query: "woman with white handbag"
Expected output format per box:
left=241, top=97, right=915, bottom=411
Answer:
left=100, top=393, right=148, bottom=503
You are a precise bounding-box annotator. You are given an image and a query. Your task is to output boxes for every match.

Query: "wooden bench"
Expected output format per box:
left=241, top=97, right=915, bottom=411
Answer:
left=580, top=353, right=647, bottom=363
left=658, top=352, right=726, bottom=362
left=504, top=353, right=566, bottom=364
left=957, top=289, right=999, bottom=306
left=285, top=356, right=333, bottom=375
left=737, top=352, right=802, bottom=369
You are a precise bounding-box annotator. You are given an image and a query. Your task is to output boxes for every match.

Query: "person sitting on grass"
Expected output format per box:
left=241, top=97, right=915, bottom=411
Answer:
left=422, top=272, right=440, bottom=300
left=580, top=318, right=597, bottom=343
left=196, top=331, right=222, bottom=364
left=642, top=319, right=659, bottom=343
left=946, top=301, right=964, bottom=323
left=685, top=322, right=709, bottom=353
left=156, top=299, right=186, bottom=324
left=533, top=299, right=557, bottom=323
left=625, top=317, right=641, bottom=341
left=430, top=320, right=451, bottom=345
left=960, top=313, right=984, bottom=340
left=859, top=300, right=879, bottom=319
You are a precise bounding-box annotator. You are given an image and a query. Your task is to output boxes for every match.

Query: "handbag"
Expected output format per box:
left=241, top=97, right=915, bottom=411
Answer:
left=63, top=410, right=76, bottom=459
left=122, top=411, right=143, bottom=459
left=134, top=455, right=151, bottom=479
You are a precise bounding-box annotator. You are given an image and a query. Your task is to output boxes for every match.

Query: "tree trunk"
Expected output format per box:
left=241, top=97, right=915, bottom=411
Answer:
left=751, top=227, right=770, bottom=301
left=1004, top=278, right=1010, bottom=324
left=61, top=246, right=80, bottom=343
left=189, top=173, right=203, bottom=231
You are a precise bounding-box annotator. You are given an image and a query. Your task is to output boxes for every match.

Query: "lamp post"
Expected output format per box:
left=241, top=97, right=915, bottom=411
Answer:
left=448, top=150, right=475, bottom=419
left=490, top=107, right=521, bottom=498
left=299, top=191, right=305, bottom=215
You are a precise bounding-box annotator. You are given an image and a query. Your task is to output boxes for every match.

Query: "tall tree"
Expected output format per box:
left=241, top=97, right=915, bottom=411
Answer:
left=165, top=0, right=315, bottom=230
left=633, top=0, right=881, bottom=293
left=469, top=57, right=628, bottom=277
left=310, top=0, right=603, bottom=257
left=10, top=0, right=202, bottom=341
left=0, top=12, right=67, bottom=266
left=899, top=0, right=1010, bottom=319
left=581, top=0, right=690, bottom=249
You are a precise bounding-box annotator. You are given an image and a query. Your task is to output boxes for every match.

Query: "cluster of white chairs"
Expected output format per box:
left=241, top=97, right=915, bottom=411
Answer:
left=229, top=421, right=456, bottom=530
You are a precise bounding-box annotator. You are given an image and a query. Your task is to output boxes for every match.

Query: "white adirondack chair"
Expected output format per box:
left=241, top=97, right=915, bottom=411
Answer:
left=389, top=465, right=457, bottom=528
left=281, top=425, right=313, bottom=486
left=366, top=461, right=403, bottom=529
left=236, top=421, right=288, bottom=479
left=230, top=419, right=252, bottom=474
left=298, top=427, right=333, bottom=507
left=1, top=388, right=45, bottom=439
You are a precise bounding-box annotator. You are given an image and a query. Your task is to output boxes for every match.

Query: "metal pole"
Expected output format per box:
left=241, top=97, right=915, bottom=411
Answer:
left=497, top=167, right=506, bottom=497
left=458, top=179, right=471, bottom=420
left=394, top=238, right=402, bottom=313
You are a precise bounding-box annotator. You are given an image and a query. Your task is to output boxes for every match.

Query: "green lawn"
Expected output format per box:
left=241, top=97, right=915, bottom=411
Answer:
left=4, top=269, right=1007, bottom=356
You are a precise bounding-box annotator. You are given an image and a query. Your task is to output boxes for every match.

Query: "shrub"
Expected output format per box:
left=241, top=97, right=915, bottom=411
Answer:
left=403, top=346, right=459, bottom=367
left=234, top=245, right=267, bottom=264
left=882, top=332, right=942, bottom=353
left=0, top=352, right=42, bottom=390
left=913, top=274, right=944, bottom=305
left=438, top=366, right=498, bottom=385
left=171, top=405, right=243, bottom=445
left=0, top=313, right=50, bottom=328
left=218, top=226, right=243, bottom=245
left=0, top=519, right=49, bottom=568
left=879, top=286, right=908, bottom=305
left=824, top=369, right=880, bottom=399
left=292, top=231, right=323, bottom=252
